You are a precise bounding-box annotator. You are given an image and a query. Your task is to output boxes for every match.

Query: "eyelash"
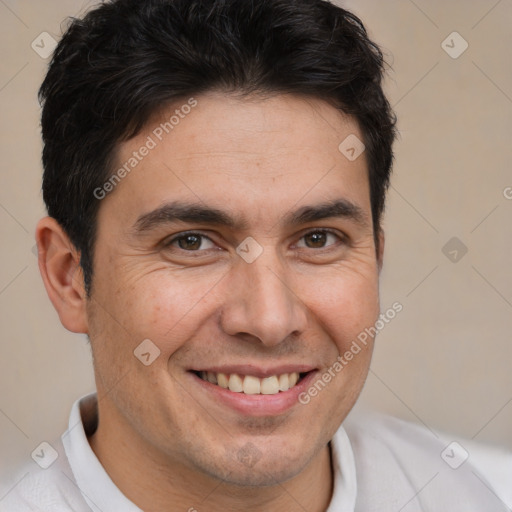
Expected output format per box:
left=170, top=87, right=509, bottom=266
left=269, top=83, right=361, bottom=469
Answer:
left=163, top=229, right=345, bottom=253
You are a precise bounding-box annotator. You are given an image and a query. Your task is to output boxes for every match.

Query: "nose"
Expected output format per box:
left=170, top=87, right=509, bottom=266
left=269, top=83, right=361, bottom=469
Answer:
left=220, top=248, right=309, bottom=347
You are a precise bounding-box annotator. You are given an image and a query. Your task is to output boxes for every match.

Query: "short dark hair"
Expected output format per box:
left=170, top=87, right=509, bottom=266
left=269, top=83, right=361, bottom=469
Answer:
left=39, top=0, right=397, bottom=295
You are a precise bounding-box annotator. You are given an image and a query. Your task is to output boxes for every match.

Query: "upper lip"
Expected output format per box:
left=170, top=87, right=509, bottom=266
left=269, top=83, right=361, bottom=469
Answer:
left=189, top=364, right=317, bottom=379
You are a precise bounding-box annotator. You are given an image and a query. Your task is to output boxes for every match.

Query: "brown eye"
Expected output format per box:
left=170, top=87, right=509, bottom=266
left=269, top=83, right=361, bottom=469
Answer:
left=297, top=230, right=342, bottom=249
left=304, top=232, right=328, bottom=248
left=177, top=234, right=202, bottom=250
left=165, top=232, right=216, bottom=251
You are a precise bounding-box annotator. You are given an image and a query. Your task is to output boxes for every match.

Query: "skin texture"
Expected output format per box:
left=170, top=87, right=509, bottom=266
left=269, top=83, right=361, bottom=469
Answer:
left=36, top=92, right=384, bottom=512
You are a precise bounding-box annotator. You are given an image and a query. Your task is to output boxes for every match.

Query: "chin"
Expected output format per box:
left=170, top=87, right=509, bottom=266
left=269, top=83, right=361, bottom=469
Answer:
left=198, top=440, right=316, bottom=488
left=215, top=460, right=306, bottom=488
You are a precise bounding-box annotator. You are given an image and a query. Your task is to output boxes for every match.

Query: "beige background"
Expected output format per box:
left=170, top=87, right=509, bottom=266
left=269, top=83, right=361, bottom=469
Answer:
left=1, top=0, right=511, bottom=484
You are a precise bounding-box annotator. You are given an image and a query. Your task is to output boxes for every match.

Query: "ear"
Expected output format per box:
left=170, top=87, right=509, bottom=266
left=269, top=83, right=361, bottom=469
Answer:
left=35, top=217, right=88, bottom=333
left=377, top=228, right=385, bottom=273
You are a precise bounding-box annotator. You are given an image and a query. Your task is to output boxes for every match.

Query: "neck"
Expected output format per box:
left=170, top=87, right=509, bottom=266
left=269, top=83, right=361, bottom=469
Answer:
left=88, top=397, right=334, bottom=512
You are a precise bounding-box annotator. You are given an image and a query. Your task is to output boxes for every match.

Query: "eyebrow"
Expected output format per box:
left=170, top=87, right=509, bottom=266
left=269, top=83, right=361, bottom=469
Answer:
left=132, top=198, right=370, bottom=233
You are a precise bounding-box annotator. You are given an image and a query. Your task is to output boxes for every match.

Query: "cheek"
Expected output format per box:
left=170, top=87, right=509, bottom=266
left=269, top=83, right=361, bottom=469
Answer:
left=307, top=264, right=380, bottom=351
left=102, top=266, right=226, bottom=351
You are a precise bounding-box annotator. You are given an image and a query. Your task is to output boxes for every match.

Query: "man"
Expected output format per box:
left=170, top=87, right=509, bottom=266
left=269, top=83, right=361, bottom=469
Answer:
left=3, top=0, right=511, bottom=510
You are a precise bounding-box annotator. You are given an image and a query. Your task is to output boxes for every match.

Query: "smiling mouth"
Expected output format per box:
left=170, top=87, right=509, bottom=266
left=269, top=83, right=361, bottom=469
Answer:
left=192, top=371, right=310, bottom=395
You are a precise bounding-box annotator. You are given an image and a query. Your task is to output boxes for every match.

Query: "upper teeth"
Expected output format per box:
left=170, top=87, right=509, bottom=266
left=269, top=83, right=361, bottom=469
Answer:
left=199, top=371, right=300, bottom=395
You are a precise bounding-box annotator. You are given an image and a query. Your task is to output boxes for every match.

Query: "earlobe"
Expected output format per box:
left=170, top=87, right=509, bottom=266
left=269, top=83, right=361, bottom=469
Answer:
left=35, top=217, right=89, bottom=333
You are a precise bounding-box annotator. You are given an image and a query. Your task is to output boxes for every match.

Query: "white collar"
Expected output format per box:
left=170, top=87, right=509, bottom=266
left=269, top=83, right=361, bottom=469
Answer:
left=62, top=392, right=358, bottom=511
left=62, top=392, right=142, bottom=512
left=327, top=423, right=358, bottom=511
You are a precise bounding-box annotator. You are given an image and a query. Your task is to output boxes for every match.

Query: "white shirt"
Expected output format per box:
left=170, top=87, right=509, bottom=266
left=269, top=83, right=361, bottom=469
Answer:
left=1, top=392, right=511, bottom=511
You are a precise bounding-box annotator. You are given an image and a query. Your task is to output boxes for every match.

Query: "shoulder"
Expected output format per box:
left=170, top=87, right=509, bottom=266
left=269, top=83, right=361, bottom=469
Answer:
left=339, top=409, right=512, bottom=511
left=0, top=438, right=92, bottom=512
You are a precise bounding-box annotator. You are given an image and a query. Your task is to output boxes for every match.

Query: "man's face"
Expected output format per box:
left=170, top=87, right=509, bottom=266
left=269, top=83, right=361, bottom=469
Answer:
left=86, top=92, right=382, bottom=485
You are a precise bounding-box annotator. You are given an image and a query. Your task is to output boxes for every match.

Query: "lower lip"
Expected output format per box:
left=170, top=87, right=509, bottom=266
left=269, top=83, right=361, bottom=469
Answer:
left=188, top=371, right=319, bottom=416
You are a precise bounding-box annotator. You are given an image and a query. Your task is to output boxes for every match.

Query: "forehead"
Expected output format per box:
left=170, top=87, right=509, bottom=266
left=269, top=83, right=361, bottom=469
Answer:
left=100, top=92, right=371, bottom=228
